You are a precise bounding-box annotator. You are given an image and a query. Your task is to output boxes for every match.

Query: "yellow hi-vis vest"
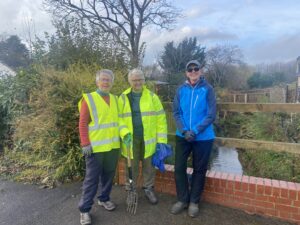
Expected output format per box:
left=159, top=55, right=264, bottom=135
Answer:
left=118, top=86, right=168, bottom=159
left=78, top=91, right=120, bottom=153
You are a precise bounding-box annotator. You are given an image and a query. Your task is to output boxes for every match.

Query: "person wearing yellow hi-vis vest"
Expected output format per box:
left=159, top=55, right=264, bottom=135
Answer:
left=78, top=69, right=130, bottom=225
left=118, top=68, right=167, bottom=205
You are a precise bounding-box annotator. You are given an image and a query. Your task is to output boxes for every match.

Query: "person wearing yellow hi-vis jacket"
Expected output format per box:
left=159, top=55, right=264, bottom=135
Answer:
left=78, top=69, right=130, bottom=225
left=118, top=68, right=168, bottom=205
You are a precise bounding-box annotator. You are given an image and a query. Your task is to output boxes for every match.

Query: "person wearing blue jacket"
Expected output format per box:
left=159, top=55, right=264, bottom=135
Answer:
left=171, top=60, right=216, bottom=217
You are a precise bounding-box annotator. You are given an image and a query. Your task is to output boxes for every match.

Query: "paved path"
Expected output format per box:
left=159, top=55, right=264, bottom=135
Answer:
left=0, top=179, right=295, bottom=225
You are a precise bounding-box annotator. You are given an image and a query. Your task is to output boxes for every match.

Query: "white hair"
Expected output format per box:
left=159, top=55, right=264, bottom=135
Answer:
left=128, top=68, right=145, bottom=80
left=96, top=69, right=114, bottom=82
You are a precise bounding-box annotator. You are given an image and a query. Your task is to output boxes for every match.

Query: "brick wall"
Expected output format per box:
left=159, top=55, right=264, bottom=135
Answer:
left=117, top=159, right=300, bottom=224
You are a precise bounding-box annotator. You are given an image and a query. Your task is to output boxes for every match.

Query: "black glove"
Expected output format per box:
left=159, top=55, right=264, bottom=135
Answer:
left=184, top=131, right=195, bottom=142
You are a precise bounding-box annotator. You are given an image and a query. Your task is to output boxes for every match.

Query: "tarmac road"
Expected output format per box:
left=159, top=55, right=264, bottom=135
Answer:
left=0, top=179, right=295, bottom=225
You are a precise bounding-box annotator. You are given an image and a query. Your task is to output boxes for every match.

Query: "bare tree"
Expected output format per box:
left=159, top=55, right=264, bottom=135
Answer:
left=206, top=44, right=243, bottom=87
left=44, top=0, right=181, bottom=67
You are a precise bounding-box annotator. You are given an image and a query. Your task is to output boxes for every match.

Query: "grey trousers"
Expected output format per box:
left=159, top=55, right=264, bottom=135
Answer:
left=125, top=135, right=156, bottom=189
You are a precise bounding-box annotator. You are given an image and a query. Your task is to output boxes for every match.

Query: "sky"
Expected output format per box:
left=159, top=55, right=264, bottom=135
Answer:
left=1, top=0, right=300, bottom=65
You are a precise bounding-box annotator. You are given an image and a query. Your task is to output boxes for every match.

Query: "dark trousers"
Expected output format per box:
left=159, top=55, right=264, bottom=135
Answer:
left=78, top=149, right=119, bottom=213
left=175, top=136, right=213, bottom=204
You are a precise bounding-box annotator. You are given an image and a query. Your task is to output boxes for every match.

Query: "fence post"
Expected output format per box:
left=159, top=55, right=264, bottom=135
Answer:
left=244, top=94, right=248, bottom=103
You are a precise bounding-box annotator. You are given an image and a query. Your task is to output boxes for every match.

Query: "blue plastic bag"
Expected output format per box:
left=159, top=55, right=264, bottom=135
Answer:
left=152, top=143, right=173, bottom=172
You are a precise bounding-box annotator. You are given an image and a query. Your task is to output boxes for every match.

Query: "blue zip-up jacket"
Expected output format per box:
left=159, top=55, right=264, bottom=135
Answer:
left=173, top=78, right=216, bottom=141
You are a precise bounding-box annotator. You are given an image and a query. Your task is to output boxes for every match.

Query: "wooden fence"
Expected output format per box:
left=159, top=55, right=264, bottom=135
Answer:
left=163, top=102, right=300, bottom=154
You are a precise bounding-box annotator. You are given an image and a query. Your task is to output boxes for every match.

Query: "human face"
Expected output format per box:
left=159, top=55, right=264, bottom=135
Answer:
left=96, top=73, right=113, bottom=93
left=185, top=64, right=202, bottom=85
left=128, top=74, right=145, bottom=92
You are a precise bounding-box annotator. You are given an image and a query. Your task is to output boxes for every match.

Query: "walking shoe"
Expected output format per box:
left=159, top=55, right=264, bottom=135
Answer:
left=98, top=200, right=116, bottom=211
left=170, top=201, right=188, bottom=214
left=188, top=202, right=199, bottom=217
left=144, top=188, right=158, bottom=204
left=80, top=212, right=91, bottom=225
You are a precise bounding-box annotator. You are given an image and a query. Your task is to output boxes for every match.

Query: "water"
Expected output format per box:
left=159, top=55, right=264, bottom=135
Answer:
left=208, top=146, right=243, bottom=175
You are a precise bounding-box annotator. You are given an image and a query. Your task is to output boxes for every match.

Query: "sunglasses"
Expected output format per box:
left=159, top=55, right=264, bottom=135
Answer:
left=187, top=67, right=200, bottom=72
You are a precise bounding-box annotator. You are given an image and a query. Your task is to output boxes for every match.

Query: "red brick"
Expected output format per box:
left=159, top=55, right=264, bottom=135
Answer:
left=206, top=170, right=215, bottom=178
left=278, top=211, right=291, bottom=220
left=235, top=181, right=242, bottom=191
left=289, top=190, right=297, bottom=200
left=214, top=187, right=225, bottom=194
left=264, top=178, right=272, bottom=186
left=215, top=171, right=222, bottom=179
left=287, top=182, right=297, bottom=190
left=225, top=189, right=234, bottom=195
left=227, top=181, right=234, bottom=190
left=242, top=182, right=249, bottom=192
left=295, top=183, right=300, bottom=191
left=255, top=195, right=269, bottom=202
left=249, top=176, right=256, bottom=184
left=263, top=208, right=278, bottom=217
left=227, top=173, right=235, bottom=181
left=213, top=177, right=220, bottom=187
left=257, top=184, right=264, bottom=195
left=275, top=204, right=298, bottom=213
left=220, top=179, right=227, bottom=188
left=264, top=186, right=272, bottom=196
left=257, top=177, right=264, bottom=185
left=273, top=187, right=281, bottom=197
left=281, top=188, right=289, bottom=199
left=243, top=192, right=256, bottom=199
left=272, top=179, right=280, bottom=188
left=293, top=200, right=300, bottom=207
left=280, top=180, right=288, bottom=188
left=221, top=172, right=228, bottom=180
left=291, top=213, right=300, bottom=221
left=248, top=183, right=256, bottom=193
left=253, top=200, right=274, bottom=209
left=275, top=197, right=292, bottom=206
left=235, top=175, right=242, bottom=182
left=242, top=175, right=249, bottom=183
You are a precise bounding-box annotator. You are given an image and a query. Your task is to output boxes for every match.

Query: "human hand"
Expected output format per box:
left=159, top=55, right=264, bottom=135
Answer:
left=123, top=133, right=132, bottom=148
left=82, top=145, right=92, bottom=156
left=184, top=131, right=195, bottom=142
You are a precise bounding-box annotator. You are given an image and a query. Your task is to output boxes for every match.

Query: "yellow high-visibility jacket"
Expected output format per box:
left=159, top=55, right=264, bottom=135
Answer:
left=78, top=92, right=120, bottom=153
left=118, top=86, right=167, bottom=159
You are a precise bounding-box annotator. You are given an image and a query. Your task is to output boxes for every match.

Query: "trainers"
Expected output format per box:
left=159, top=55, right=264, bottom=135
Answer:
left=188, top=202, right=199, bottom=217
left=170, top=201, right=188, bottom=214
left=98, top=200, right=116, bottom=211
left=80, top=212, right=91, bottom=225
left=144, top=188, right=158, bottom=204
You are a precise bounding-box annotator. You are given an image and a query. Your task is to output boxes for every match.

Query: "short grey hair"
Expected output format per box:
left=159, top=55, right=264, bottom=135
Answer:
left=128, top=68, right=145, bottom=80
left=96, top=69, right=114, bottom=82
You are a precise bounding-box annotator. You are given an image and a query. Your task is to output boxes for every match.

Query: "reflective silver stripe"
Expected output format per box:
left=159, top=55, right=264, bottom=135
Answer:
left=91, top=137, right=120, bottom=146
left=119, top=112, right=131, bottom=118
left=113, top=95, right=119, bottom=111
left=87, top=93, right=98, bottom=125
left=144, top=138, right=156, bottom=145
left=89, top=122, right=118, bottom=131
left=157, top=133, right=167, bottom=138
left=119, top=125, right=127, bottom=131
left=156, top=109, right=165, bottom=115
left=141, top=111, right=156, bottom=116
left=121, top=94, right=126, bottom=109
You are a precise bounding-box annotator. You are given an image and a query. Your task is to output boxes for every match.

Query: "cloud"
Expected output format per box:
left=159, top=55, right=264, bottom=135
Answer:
left=0, top=0, right=54, bottom=38
left=246, top=33, right=300, bottom=63
left=142, top=25, right=238, bottom=64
